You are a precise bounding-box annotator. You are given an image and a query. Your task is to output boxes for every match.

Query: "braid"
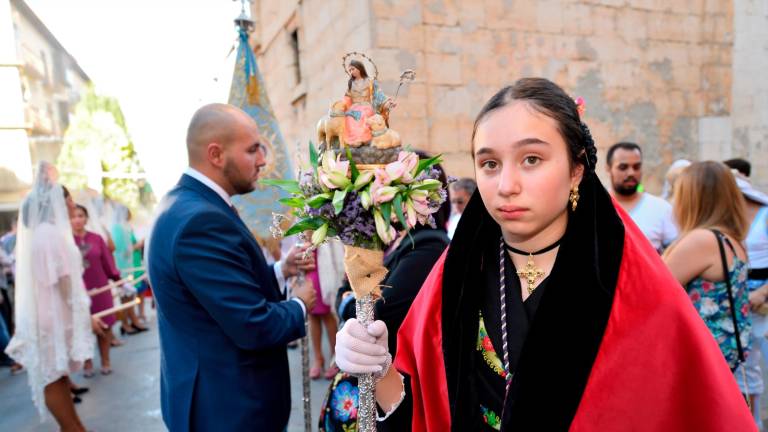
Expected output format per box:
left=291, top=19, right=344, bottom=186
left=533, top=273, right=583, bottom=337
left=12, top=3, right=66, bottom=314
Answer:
left=579, top=121, right=598, bottom=172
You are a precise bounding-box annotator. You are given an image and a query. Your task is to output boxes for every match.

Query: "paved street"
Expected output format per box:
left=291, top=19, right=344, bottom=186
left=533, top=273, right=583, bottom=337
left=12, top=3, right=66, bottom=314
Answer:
left=5, top=311, right=768, bottom=431
left=0, top=309, right=332, bottom=431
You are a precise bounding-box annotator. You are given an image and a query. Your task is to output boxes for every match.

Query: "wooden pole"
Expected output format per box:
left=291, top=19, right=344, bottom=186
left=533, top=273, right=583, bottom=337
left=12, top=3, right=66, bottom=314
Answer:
left=119, top=266, right=146, bottom=274
left=88, top=274, right=148, bottom=297
left=92, top=297, right=141, bottom=319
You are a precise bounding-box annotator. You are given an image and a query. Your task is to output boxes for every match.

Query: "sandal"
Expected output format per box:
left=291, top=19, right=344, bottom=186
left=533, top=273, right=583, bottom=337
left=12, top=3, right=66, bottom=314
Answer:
left=120, top=326, right=138, bottom=336
left=310, top=366, right=322, bottom=380
left=101, top=367, right=112, bottom=376
left=324, top=365, right=340, bottom=380
left=71, top=386, right=90, bottom=396
left=111, top=338, right=124, bottom=347
left=83, top=368, right=95, bottom=378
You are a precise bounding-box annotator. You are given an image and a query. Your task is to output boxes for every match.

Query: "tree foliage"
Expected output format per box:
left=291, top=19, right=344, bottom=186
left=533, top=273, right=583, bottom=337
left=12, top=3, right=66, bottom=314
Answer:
left=57, top=86, right=153, bottom=211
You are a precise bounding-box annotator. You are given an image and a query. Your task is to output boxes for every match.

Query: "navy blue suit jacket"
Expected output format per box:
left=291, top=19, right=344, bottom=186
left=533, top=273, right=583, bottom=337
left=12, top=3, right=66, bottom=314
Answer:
left=148, top=174, right=305, bottom=431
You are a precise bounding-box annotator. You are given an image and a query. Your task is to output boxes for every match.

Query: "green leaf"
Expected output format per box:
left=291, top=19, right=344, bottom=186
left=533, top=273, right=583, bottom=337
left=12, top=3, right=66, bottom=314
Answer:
left=278, top=197, right=305, bottom=208
left=332, top=189, right=347, bottom=215
left=414, top=154, right=443, bottom=176
left=411, top=181, right=442, bottom=191
left=380, top=201, right=392, bottom=225
left=346, top=147, right=359, bottom=182
left=258, top=178, right=301, bottom=194
left=284, top=217, right=326, bottom=236
left=306, top=193, right=332, bottom=208
left=309, top=141, right=319, bottom=169
left=311, top=223, right=329, bottom=245
left=392, top=194, right=408, bottom=228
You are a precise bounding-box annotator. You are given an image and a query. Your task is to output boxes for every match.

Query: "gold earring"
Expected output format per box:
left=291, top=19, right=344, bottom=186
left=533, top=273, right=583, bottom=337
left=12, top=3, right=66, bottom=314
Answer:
left=569, top=185, right=580, bottom=211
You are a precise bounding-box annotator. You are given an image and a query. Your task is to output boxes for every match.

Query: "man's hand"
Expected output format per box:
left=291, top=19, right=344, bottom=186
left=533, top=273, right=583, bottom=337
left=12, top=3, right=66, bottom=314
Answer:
left=281, top=243, right=316, bottom=279
left=749, top=285, right=768, bottom=311
left=91, top=317, right=108, bottom=337
left=292, top=278, right=317, bottom=312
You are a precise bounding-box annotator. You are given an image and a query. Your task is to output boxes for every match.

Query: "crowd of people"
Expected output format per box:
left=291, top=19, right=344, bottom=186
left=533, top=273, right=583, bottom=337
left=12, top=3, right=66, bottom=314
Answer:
left=0, top=161, right=152, bottom=431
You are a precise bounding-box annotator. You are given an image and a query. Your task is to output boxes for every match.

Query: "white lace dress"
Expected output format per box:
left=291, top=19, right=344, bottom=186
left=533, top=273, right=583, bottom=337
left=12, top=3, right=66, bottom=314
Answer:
left=5, top=223, right=93, bottom=420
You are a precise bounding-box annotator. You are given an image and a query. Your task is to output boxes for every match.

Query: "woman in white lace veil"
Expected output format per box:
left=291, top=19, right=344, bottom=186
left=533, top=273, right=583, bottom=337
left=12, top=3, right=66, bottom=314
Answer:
left=4, top=161, right=94, bottom=428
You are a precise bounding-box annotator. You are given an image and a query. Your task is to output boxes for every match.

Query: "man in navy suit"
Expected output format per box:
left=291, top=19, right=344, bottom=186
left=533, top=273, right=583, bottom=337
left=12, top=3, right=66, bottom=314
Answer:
left=147, top=104, right=316, bottom=431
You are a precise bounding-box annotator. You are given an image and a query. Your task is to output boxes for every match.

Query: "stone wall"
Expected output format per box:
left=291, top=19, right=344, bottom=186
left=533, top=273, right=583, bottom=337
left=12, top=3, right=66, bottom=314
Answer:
left=252, top=0, right=765, bottom=192
left=732, top=0, right=768, bottom=189
left=250, top=0, right=374, bottom=159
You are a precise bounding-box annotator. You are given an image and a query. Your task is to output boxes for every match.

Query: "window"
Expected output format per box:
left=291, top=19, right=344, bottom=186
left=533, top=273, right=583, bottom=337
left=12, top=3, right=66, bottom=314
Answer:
left=290, top=29, right=301, bottom=85
left=58, top=101, right=70, bottom=131
left=40, top=50, right=49, bottom=85
left=53, top=51, right=66, bottom=87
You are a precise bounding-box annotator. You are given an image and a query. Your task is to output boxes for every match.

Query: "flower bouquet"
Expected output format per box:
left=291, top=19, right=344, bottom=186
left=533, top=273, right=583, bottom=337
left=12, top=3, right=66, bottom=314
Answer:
left=262, top=143, right=446, bottom=430
left=264, top=143, right=445, bottom=294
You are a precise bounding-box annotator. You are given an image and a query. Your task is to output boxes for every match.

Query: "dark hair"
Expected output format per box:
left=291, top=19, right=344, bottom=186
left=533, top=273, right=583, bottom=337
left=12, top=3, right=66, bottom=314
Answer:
left=74, top=204, right=89, bottom=218
left=471, top=78, right=597, bottom=174
left=415, top=150, right=451, bottom=231
left=62, top=185, right=70, bottom=199
left=606, top=142, right=642, bottom=166
left=347, top=60, right=369, bottom=92
left=723, top=158, right=751, bottom=177
left=451, top=178, right=477, bottom=195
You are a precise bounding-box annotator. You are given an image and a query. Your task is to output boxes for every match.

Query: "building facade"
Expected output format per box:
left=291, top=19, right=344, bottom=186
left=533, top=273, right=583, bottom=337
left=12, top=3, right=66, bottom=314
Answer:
left=0, top=0, right=89, bottom=226
left=249, top=0, right=768, bottom=192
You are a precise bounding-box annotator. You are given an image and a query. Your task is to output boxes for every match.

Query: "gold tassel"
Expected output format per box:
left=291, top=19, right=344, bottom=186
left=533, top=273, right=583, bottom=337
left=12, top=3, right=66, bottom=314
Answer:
left=247, top=75, right=259, bottom=105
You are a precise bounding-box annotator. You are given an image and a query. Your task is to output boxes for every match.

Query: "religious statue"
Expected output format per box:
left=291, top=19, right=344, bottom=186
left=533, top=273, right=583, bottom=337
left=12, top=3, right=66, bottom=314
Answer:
left=342, top=59, right=395, bottom=146
left=316, top=52, right=414, bottom=165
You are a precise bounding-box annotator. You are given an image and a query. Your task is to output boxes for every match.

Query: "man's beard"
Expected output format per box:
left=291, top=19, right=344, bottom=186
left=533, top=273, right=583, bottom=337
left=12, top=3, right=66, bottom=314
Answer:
left=613, top=180, right=638, bottom=196
left=223, top=159, right=256, bottom=195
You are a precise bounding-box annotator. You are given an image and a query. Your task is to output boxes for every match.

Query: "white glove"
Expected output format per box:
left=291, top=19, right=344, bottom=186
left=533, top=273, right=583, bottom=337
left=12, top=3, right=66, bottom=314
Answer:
left=335, top=318, right=391, bottom=377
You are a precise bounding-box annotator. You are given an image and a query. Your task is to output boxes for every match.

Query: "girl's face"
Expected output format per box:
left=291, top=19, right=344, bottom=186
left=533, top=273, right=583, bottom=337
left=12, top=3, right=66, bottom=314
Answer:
left=473, top=101, right=583, bottom=245
left=70, top=208, right=88, bottom=232
left=349, top=66, right=361, bottom=79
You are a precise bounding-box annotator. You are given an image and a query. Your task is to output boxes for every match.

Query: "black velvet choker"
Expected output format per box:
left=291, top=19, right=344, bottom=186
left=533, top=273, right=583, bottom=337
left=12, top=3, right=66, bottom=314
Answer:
left=503, top=237, right=563, bottom=256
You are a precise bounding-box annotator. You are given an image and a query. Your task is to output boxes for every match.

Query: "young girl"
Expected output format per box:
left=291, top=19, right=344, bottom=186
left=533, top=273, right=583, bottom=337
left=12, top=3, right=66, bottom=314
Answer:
left=335, top=79, right=754, bottom=430
left=71, top=205, right=121, bottom=376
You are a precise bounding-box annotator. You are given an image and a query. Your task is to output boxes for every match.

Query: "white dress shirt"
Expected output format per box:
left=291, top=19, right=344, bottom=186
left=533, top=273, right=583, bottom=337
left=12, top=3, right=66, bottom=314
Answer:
left=184, top=167, right=305, bottom=316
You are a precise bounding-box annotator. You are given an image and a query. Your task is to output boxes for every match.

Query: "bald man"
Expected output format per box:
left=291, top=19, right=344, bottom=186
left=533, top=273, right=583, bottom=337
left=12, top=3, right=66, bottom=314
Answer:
left=147, top=104, right=316, bottom=431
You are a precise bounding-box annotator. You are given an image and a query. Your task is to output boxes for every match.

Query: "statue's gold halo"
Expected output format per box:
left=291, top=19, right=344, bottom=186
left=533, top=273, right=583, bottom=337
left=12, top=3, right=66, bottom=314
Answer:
left=342, top=51, right=379, bottom=80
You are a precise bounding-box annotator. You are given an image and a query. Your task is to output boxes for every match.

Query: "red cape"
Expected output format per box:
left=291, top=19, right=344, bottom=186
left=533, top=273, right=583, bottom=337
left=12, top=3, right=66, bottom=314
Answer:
left=395, top=204, right=756, bottom=431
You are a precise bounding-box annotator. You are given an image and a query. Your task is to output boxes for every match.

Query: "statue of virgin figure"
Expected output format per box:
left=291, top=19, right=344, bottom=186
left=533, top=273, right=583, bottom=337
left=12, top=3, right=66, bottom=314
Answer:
left=342, top=60, right=396, bottom=146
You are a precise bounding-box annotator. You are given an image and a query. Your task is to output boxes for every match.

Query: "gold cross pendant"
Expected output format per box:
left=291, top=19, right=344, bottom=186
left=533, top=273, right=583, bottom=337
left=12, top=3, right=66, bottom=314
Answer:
left=516, top=254, right=545, bottom=295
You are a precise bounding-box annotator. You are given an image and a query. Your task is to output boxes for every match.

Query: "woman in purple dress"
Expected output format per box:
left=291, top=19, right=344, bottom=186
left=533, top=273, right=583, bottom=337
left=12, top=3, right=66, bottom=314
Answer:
left=70, top=204, right=121, bottom=376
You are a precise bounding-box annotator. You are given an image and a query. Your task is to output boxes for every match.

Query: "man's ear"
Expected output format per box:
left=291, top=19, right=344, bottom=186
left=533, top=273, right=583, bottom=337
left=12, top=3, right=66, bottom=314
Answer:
left=206, top=142, right=225, bottom=168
